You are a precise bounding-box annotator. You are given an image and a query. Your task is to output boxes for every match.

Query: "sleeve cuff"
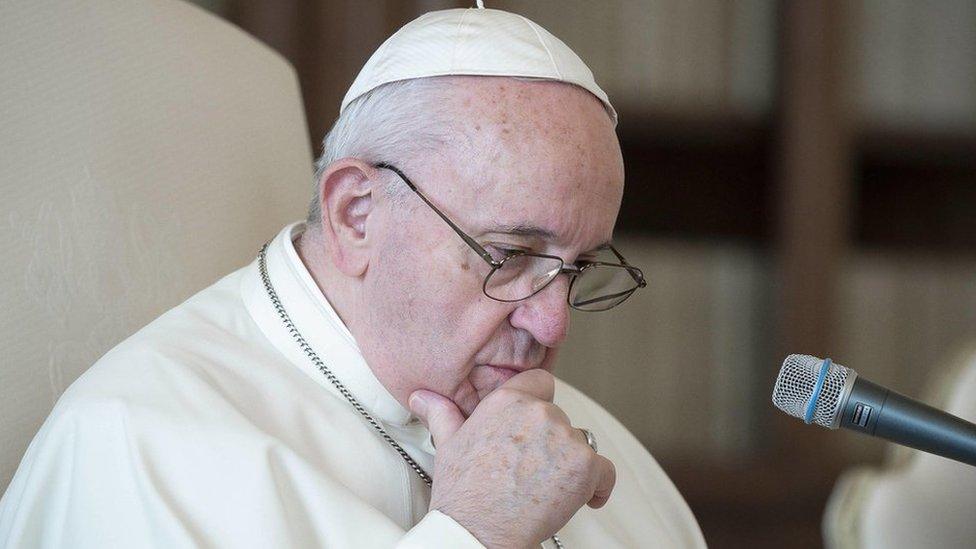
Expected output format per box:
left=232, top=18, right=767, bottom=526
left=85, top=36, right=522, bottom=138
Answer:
left=396, top=510, right=485, bottom=548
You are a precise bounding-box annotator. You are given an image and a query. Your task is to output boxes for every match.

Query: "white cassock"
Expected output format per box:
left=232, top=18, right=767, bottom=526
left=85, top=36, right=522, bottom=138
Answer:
left=0, top=222, right=706, bottom=548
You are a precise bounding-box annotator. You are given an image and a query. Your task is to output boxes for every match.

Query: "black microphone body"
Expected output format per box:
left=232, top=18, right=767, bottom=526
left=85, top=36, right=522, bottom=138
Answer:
left=772, top=354, right=976, bottom=467
left=840, top=376, right=976, bottom=467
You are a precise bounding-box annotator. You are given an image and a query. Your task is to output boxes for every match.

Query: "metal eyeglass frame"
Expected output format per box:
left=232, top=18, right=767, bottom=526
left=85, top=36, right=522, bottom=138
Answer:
left=374, top=162, right=647, bottom=311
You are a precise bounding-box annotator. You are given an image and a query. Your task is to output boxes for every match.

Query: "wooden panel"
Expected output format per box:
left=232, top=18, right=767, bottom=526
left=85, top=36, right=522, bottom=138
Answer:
left=856, top=131, right=976, bottom=251
left=616, top=114, right=773, bottom=241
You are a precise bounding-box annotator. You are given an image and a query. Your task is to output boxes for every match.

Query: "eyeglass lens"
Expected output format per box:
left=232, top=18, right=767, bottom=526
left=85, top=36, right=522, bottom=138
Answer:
left=484, top=254, right=640, bottom=310
left=568, top=265, right=640, bottom=311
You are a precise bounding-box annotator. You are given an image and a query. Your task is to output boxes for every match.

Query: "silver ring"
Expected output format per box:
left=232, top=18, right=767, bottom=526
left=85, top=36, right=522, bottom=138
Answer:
left=579, top=428, right=598, bottom=453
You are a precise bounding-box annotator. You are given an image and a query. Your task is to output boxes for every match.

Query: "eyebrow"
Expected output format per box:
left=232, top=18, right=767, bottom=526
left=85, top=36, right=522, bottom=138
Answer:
left=487, top=223, right=557, bottom=240
left=486, top=223, right=612, bottom=253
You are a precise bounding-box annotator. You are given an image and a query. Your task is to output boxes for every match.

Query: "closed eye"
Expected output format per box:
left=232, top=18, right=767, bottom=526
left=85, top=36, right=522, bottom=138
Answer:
left=485, top=244, right=527, bottom=262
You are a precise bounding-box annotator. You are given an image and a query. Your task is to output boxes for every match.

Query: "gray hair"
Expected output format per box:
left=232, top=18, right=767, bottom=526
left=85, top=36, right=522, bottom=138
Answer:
left=306, top=77, right=463, bottom=231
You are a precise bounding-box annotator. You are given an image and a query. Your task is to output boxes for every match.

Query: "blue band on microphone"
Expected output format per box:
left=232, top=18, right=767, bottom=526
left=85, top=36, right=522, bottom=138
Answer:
left=804, top=358, right=832, bottom=424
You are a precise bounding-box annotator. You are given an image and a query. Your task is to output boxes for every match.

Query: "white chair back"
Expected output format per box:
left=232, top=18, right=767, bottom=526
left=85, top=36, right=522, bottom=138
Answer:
left=824, top=343, right=976, bottom=549
left=0, top=0, right=312, bottom=491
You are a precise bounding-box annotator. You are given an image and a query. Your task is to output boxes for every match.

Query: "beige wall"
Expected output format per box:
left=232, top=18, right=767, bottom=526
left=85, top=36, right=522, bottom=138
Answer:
left=556, top=237, right=976, bottom=463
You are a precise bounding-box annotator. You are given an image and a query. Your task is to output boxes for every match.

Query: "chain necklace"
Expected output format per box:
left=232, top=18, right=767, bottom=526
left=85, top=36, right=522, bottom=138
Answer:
left=257, top=242, right=564, bottom=548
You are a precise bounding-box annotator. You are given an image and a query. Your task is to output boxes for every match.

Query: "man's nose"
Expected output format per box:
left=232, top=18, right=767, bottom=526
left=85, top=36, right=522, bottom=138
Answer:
left=508, top=275, right=571, bottom=348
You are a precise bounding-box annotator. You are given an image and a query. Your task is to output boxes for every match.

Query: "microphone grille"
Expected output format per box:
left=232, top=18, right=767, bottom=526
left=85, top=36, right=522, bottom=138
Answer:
left=771, top=354, right=852, bottom=428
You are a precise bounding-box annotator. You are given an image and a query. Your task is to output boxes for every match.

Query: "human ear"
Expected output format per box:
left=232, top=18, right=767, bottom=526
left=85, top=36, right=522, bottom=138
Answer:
left=314, top=159, right=376, bottom=277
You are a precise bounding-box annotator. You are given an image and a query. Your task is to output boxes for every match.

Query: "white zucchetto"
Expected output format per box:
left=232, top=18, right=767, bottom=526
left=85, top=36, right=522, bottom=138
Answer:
left=340, top=2, right=617, bottom=125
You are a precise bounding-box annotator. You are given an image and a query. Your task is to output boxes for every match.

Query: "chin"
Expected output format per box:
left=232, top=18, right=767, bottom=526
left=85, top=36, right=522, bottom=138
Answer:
left=453, top=389, right=483, bottom=418
left=444, top=367, right=506, bottom=417
left=454, top=353, right=560, bottom=417
left=460, top=365, right=524, bottom=412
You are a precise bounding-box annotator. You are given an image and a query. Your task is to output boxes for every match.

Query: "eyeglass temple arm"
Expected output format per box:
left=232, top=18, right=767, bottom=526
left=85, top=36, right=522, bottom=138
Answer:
left=375, top=163, right=498, bottom=266
left=609, top=244, right=647, bottom=287
left=572, top=287, right=638, bottom=307
left=376, top=163, right=646, bottom=284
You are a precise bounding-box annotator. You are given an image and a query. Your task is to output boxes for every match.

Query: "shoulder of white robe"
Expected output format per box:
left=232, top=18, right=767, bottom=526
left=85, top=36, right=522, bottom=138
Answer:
left=552, top=377, right=707, bottom=548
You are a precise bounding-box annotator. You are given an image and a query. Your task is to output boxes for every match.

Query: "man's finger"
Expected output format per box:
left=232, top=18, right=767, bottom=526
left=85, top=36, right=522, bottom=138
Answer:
left=587, top=456, right=616, bottom=509
left=498, top=369, right=555, bottom=402
left=409, top=389, right=465, bottom=447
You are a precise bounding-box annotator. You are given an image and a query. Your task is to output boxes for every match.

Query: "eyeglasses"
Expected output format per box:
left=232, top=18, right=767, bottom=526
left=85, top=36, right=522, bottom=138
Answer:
left=375, top=163, right=647, bottom=312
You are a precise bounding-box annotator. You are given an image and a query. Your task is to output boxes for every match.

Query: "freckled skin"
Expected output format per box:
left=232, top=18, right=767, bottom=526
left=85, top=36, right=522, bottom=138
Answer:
left=302, top=76, right=624, bottom=418
left=344, top=77, right=624, bottom=418
left=294, top=76, right=622, bottom=546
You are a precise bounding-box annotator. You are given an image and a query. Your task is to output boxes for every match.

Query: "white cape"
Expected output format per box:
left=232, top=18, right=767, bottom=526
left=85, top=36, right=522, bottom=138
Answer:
left=0, top=222, right=705, bottom=548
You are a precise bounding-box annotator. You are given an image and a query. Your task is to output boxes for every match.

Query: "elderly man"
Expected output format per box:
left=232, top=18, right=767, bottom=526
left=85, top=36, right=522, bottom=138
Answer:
left=0, top=5, right=704, bottom=548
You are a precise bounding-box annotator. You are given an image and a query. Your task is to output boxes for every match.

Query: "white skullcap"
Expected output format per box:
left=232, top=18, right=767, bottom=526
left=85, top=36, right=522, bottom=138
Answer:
left=340, top=2, right=617, bottom=125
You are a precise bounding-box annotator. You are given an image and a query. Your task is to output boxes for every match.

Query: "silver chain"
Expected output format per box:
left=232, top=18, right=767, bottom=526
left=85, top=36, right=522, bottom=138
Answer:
left=257, top=242, right=564, bottom=549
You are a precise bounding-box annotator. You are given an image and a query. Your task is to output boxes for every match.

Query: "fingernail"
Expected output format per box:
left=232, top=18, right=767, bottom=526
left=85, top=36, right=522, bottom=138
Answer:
left=408, top=392, right=428, bottom=416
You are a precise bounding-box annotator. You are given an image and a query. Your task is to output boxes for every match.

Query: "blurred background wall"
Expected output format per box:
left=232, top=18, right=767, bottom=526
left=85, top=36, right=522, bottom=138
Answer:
left=190, top=1, right=976, bottom=546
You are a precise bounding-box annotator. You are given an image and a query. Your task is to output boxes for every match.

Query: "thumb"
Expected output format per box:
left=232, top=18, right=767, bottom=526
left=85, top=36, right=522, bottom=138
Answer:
left=409, top=389, right=465, bottom=447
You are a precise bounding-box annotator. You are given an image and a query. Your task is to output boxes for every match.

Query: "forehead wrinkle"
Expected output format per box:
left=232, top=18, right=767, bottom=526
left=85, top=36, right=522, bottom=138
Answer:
left=484, top=223, right=557, bottom=240
left=482, top=218, right=613, bottom=254
left=435, top=78, right=621, bottom=247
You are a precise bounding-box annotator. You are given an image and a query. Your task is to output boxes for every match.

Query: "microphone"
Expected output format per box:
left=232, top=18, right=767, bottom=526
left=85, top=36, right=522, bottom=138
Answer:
left=771, top=354, right=976, bottom=467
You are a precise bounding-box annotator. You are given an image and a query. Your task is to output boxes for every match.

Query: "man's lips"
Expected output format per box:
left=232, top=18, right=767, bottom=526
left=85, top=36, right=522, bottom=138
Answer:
left=476, top=364, right=539, bottom=385
left=487, top=364, right=534, bottom=372
left=477, top=363, right=548, bottom=384
left=463, top=362, right=552, bottom=411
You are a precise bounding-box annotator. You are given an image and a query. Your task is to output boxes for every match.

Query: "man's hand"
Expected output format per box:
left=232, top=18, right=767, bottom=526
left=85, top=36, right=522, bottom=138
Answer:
left=409, top=370, right=616, bottom=548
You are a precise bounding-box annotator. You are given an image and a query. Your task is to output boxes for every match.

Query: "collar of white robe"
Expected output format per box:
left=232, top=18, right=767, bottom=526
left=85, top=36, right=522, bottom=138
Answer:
left=258, top=242, right=567, bottom=548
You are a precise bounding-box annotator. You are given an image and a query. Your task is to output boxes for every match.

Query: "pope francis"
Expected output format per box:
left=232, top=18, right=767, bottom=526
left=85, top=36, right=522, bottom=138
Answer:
left=0, top=4, right=706, bottom=548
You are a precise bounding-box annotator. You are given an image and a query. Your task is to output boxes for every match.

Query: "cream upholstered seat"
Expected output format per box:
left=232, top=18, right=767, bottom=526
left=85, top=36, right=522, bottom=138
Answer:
left=823, top=343, right=976, bottom=549
left=0, top=0, right=311, bottom=492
